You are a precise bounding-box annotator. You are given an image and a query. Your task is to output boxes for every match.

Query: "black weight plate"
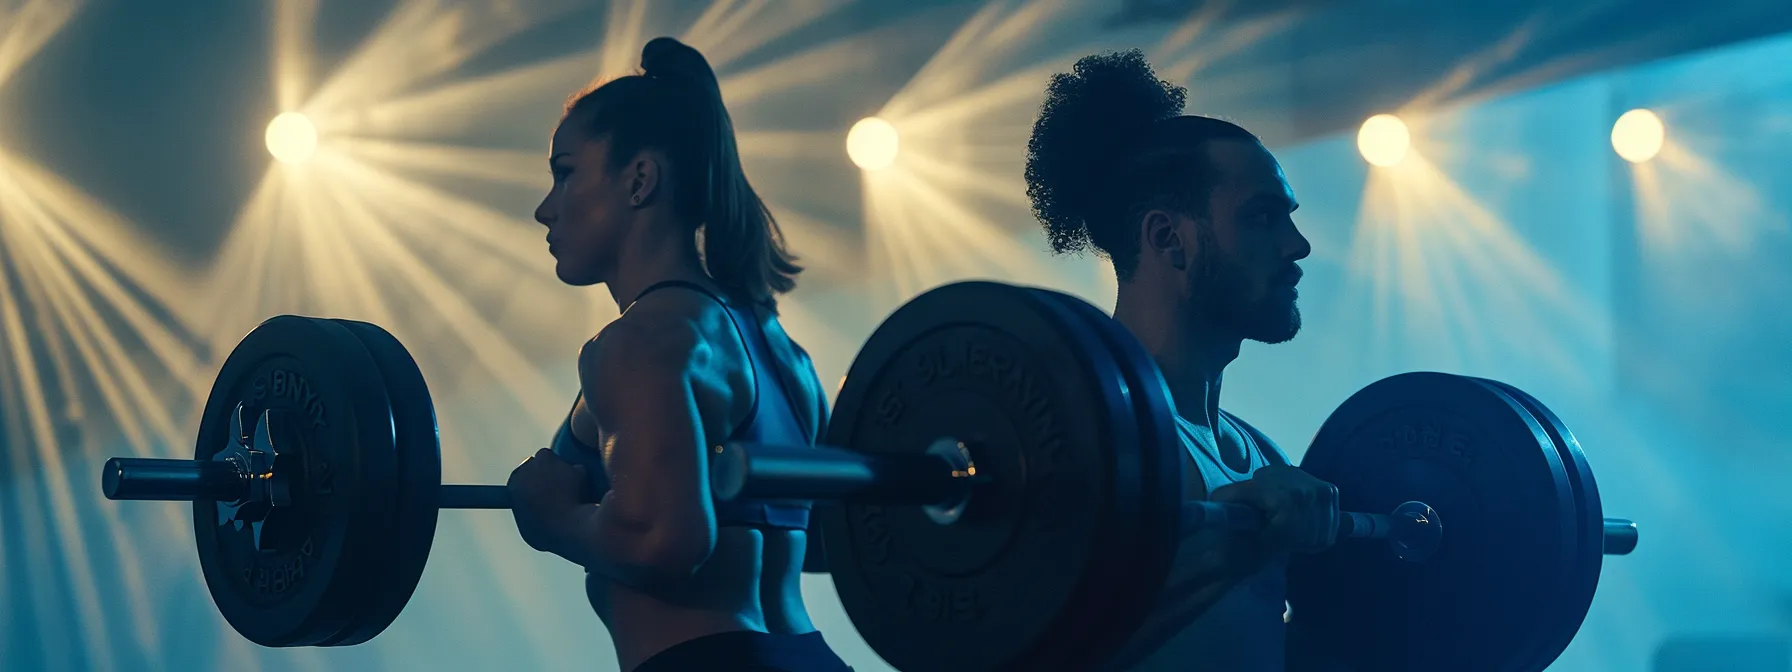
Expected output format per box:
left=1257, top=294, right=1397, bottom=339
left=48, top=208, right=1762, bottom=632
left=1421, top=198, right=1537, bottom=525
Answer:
left=820, top=281, right=1179, bottom=672
left=315, top=319, right=443, bottom=646
left=1475, top=378, right=1604, bottom=671
left=1287, top=372, right=1576, bottom=672
left=192, top=316, right=400, bottom=647
left=1025, top=288, right=1185, bottom=664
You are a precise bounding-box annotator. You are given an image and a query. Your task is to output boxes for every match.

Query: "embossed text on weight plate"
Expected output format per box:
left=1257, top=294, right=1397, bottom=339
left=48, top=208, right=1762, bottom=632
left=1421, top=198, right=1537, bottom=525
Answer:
left=241, top=537, right=315, bottom=595
left=1379, top=422, right=1475, bottom=465
left=251, top=369, right=330, bottom=430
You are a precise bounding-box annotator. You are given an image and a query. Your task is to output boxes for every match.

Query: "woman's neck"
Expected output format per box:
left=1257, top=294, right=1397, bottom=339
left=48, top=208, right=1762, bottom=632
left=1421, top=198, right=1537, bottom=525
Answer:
left=604, top=218, right=713, bottom=311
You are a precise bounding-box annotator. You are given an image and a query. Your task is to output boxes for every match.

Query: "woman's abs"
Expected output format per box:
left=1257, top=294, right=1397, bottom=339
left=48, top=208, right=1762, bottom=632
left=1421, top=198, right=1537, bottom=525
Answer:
left=586, top=527, right=767, bottom=669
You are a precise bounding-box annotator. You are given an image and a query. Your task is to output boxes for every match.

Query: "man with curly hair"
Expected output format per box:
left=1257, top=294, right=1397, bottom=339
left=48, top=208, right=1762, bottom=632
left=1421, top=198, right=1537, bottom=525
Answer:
left=1025, top=50, right=1342, bottom=671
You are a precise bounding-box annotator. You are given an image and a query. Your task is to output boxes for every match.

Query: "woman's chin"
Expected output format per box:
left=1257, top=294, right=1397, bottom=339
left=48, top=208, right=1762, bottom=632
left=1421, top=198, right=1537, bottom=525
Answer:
left=554, top=261, right=603, bottom=287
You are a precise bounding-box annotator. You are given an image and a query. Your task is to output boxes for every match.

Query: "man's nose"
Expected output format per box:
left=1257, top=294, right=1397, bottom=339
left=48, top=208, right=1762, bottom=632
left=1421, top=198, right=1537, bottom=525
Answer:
left=1286, top=226, right=1313, bottom=261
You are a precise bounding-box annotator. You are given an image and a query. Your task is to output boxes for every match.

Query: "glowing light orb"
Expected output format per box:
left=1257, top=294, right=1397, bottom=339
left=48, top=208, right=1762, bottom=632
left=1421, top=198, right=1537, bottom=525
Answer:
left=846, top=117, right=899, bottom=171
left=1611, top=108, right=1664, bottom=164
left=1357, top=114, right=1410, bottom=168
left=265, top=112, right=318, bottom=164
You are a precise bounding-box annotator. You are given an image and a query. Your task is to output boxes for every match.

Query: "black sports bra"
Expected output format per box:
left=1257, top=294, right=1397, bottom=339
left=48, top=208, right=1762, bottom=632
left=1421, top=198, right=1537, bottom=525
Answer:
left=548, top=280, right=815, bottom=530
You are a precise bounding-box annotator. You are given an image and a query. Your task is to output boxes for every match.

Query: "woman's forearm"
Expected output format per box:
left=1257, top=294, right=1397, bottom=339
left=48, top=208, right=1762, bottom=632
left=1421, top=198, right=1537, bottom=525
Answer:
left=563, top=502, right=712, bottom=588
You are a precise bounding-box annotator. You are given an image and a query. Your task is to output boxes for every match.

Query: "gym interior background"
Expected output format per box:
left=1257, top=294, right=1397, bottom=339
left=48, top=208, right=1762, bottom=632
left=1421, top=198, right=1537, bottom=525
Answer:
left=1, top=0, right=1789, bottom=669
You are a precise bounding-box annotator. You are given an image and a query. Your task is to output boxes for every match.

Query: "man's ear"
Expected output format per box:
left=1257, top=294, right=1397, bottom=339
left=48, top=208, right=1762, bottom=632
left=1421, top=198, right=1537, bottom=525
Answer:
left=626, top=153, right=662, bottom=208
left=1140, top=209, right=1188, bottom=271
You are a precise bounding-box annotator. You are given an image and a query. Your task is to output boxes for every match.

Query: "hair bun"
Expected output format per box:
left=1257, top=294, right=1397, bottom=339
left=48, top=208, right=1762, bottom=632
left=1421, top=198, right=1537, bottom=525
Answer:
left=641, top=37, right=722, bottom=95
left=1025, top=49, right=1188, bottom=257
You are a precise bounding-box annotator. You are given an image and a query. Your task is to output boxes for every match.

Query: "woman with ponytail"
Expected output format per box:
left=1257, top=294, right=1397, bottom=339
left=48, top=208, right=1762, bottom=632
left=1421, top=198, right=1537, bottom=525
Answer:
left=504, top=38, right=848, bottom=672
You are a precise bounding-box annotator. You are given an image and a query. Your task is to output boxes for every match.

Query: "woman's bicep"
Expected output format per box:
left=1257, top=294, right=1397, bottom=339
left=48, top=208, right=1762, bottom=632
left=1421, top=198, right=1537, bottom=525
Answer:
left=577, top=324, right=722, bottom=568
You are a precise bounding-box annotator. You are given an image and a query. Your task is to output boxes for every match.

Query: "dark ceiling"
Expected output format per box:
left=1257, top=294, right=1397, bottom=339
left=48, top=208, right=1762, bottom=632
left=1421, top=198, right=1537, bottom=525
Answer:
left=1109, top=0, right=1792, bottom=145
left=2, top=0, right=1788, bottom=258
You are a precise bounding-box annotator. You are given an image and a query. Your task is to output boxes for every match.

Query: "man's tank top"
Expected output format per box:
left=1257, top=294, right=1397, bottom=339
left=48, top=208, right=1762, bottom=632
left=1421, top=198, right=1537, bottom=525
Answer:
left=1107, top=411, right=1291, bottom=671
left=548, top=280, right=814, bottom=530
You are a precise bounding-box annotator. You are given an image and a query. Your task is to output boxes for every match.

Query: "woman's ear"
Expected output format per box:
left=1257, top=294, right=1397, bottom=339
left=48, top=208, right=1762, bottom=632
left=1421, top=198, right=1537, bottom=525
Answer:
left=626, top=153, right=662, bottom=208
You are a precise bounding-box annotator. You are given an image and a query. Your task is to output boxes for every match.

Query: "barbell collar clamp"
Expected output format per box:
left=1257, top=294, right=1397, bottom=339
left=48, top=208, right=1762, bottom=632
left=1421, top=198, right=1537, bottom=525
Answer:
left=1384, top=501, right=1443, bottom=562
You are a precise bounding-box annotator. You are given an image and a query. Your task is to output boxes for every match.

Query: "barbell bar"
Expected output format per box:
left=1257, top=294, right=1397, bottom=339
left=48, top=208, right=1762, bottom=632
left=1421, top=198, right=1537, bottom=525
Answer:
left=105, top=458, right=529, bottom=510
left=93, top=282, right=1639, bottom=672
left=711, top=440, right=1637, bottom=563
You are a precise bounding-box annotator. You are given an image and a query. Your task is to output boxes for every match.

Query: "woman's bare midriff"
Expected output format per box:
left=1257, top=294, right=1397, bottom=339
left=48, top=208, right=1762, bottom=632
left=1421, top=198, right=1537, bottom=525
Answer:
left=587, top=526, right=768, bottom=672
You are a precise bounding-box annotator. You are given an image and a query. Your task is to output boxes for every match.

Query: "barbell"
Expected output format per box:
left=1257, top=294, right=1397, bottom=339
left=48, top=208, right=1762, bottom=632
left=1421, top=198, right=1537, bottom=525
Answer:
left=97, top=281, right=1637, bottom=671
left=710, top=281, right=1636, bottom=672
left=99, top=317, right=547, bottom=648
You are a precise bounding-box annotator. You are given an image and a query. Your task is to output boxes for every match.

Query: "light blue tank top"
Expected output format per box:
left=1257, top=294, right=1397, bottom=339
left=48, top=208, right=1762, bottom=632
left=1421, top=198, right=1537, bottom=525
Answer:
left=1108, top=411, right=1290, bottom=672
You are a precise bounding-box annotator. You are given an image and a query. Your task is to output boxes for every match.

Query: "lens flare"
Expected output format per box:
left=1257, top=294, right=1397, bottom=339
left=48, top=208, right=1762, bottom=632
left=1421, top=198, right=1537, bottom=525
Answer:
left=847, top=117, right=899, bottom=171
left=1357, top=114, right=1411, bottom=168
left=265, top=112, right=319, bottom=164
left=1612, top=108, right=1665, bottom=164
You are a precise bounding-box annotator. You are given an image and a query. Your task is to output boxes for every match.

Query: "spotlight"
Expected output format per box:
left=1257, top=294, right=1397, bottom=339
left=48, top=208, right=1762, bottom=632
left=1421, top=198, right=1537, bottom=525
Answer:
left=265, top=112, right=318, bottom=164
left=1357, top=114, right=1410, bottom=168
left=847, top=117, right=899, bottom=171
left=1611, top=108, right=1664, bottom=164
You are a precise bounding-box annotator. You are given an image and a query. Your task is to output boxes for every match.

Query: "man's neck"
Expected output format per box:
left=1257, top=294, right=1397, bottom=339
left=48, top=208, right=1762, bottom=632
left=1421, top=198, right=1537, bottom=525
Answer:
left=1113, top=285, right=1242, bottom=428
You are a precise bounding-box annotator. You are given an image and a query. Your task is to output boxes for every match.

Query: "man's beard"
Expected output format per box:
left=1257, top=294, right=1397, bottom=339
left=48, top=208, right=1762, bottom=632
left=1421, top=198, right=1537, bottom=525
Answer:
left=1189, top=229, right=1302, bottom=344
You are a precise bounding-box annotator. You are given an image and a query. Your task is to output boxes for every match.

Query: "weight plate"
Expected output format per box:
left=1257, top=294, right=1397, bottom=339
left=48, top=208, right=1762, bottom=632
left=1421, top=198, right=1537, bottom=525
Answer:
left=1474, top=378, right=1604, bottom=671
left=820, top=281, right=1176, bottom=672
left=315, top=319, right=443, bottom=646
left=1287, top=372, right=1577, bottom=672
left=191, top=316, right=400, bottom=647
left=1027, top=287, right=1184, bottom=666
